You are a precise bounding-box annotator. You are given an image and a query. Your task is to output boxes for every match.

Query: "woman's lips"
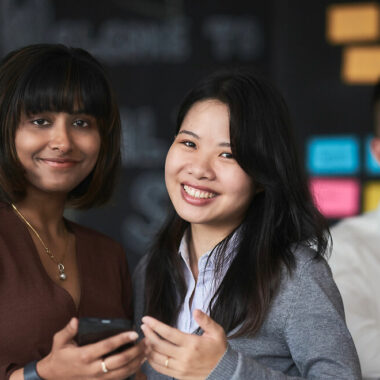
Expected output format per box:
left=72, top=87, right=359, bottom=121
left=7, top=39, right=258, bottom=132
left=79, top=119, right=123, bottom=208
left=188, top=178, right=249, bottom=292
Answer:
left=183, top=184, right=217, bottom=199
left=181, top=184, right=218, bottom=205
left=38, top=158, right=79, bottom=168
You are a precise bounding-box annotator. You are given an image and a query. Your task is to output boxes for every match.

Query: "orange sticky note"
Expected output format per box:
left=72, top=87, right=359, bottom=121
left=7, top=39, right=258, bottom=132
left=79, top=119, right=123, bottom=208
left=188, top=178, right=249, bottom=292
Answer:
left=327, top=3, right=380, bottom=44
left=342, top=45, right=380, bottom=84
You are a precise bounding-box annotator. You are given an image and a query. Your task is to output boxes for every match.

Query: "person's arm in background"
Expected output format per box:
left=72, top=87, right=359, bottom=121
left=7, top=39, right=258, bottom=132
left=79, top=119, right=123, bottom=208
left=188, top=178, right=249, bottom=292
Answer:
left=329, top=231, right=380, bottom=379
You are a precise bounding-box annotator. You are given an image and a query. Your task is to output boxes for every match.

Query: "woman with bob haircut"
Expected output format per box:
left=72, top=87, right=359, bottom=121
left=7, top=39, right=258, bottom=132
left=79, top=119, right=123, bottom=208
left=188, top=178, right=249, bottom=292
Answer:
left=0, top=44, right=144, bottom=379
left=133, top=69, right=361, bottom=379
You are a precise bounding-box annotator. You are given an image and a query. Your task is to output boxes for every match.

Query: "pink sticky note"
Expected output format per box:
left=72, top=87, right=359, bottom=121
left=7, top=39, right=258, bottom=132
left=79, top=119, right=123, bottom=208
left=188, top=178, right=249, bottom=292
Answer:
left=309, top=178, right=360, bottom=218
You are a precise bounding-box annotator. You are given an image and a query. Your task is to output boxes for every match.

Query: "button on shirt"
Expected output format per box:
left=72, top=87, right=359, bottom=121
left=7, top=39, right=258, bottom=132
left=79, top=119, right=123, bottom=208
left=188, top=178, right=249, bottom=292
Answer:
left=176, top=231, right=239, bottom=333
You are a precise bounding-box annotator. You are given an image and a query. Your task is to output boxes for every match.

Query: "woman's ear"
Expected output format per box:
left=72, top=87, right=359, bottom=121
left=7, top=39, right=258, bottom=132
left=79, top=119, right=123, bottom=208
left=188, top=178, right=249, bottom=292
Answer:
left=370, top=137, right=380, bottom=165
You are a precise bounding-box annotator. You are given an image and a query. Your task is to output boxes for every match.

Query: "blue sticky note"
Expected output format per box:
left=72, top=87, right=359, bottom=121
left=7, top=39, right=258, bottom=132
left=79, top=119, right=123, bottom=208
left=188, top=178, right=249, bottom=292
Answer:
left=365, top=136, right=380, bottom=175
left=307, top=136, right=359, bottom=175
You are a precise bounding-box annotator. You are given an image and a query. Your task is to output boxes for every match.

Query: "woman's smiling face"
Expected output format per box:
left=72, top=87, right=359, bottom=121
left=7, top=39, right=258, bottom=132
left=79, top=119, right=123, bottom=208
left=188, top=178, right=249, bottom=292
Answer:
left=15, top=111, right=100, bottom=195
left=165, top=99, right=254, bottom=231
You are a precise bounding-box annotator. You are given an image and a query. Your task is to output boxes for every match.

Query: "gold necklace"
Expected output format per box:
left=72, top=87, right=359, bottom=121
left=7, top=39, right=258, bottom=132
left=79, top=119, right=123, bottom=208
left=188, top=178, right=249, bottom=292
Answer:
left=11, top=203, right=68, bottom=281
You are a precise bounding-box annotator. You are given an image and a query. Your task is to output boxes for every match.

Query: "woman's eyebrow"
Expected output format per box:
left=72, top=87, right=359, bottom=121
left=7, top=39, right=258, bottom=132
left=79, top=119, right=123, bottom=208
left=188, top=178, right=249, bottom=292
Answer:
left=178, top=130, right=231, bottom=147
left=178, top=130, right=200, bottom=139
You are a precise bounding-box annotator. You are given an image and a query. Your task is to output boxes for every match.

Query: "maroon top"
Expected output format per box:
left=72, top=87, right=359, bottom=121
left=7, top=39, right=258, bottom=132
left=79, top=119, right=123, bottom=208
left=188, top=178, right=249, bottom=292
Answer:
left=0, top=202, right=132, bottom=379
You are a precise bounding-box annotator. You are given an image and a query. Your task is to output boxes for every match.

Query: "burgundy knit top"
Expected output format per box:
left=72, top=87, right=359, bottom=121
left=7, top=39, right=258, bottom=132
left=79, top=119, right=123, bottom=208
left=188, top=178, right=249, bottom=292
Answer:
left=0, top=202, right=132, bottom=379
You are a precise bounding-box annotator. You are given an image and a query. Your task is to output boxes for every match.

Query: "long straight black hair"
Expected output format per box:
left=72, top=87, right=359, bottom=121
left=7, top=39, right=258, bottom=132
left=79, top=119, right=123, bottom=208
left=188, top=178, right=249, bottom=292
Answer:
left=144, top=69, right=329, bottom=338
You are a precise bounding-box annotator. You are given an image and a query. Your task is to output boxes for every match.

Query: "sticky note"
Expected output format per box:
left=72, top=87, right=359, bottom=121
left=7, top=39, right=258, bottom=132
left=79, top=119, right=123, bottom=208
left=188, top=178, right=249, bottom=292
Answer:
left=342, top=45, right=380, bottom=84
left=310, top=178, right=360, bottom=218
left=365, top=136, right=380, bottom=175
left=327, top=3, right=380, bottom=44
left=363, top=181, right=380, bottom=211
left=307, top=136, right=359, bottom=175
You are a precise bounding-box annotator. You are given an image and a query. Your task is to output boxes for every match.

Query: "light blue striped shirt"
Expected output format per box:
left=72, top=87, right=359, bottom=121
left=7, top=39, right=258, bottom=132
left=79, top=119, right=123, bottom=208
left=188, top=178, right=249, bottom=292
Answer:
left=175, top=230, right=239, bottom=333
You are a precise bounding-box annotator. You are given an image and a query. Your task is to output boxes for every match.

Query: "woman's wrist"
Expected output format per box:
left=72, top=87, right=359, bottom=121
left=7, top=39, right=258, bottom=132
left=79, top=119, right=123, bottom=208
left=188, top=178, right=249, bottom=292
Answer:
left=23, top=361, right=42, bottom=380
left=35, top=356, right=52, bottom=380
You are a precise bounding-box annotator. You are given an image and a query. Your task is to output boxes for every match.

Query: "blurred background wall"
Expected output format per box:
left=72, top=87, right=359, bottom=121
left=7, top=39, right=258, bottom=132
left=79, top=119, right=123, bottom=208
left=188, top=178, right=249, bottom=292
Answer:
left=1, top=0, right=379, bottom=270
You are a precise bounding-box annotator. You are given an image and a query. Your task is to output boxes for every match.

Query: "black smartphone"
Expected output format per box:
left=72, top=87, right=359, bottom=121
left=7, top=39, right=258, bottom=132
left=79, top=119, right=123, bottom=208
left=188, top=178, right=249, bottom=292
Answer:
left=76, top=317, right=135, bottom=357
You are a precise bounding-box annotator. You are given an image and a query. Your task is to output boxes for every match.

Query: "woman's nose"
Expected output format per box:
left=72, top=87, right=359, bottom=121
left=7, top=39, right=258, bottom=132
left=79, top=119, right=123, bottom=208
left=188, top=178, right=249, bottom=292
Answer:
left=48, top=120, right=72, bottom=153
left=186, top=154, right=216, bottom=180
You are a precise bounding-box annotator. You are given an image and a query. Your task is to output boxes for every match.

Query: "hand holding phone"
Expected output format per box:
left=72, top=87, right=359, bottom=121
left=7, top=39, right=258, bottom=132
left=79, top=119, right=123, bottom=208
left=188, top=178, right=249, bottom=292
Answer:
left=76, top=317, right=135, bottom=356
left=34, top=318, right=144, bottom=379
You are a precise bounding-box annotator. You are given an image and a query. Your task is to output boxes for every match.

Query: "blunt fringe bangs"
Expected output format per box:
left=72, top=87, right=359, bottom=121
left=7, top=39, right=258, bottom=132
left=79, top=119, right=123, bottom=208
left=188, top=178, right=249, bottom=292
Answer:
left=145, top=69, right=330, bottom=338
left=0, top=44, right=121, bottom=208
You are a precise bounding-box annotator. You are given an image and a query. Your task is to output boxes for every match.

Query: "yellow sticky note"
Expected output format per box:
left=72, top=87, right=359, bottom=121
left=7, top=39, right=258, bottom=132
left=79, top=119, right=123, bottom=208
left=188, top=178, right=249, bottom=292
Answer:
left=342, top=46, right=380, bottom=84
left=363, top=181, right=380, bottom=211
left=327, top=3, right=380, bottom=44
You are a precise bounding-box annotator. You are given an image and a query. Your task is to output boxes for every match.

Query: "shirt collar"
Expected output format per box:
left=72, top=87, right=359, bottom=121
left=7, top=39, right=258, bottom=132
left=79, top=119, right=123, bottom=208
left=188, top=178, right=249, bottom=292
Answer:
left=178, top=227, right=241, bottom=272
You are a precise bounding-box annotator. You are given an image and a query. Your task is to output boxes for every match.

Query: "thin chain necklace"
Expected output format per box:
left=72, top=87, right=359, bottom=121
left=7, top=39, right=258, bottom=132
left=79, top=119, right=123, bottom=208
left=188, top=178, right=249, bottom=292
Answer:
left=11, top=203, right=68, bottom=281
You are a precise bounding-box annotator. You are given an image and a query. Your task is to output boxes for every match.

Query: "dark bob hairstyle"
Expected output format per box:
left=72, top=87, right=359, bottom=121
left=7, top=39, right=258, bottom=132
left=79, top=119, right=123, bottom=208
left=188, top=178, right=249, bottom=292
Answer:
left=0, top=43, right=121, bottom=208
left=145, top=69, right=329, bottom=337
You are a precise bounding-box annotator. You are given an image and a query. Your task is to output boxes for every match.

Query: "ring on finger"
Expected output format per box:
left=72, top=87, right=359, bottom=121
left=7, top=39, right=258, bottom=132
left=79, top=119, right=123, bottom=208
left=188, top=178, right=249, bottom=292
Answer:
left=165, top=357, right=170, bottom=368
left=101, top=359, right=109, bottom=373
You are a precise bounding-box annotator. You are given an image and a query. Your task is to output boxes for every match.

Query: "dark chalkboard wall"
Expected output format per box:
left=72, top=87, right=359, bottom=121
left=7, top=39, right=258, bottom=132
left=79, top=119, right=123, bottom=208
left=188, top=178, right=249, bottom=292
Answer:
left=0, top=0, right=374, bottom=270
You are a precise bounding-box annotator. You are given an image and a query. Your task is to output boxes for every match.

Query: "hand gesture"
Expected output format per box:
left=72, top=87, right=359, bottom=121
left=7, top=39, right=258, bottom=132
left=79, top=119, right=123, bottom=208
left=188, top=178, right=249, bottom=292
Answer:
left=36, top=318, right=145, bottom=379
left=141, top=309, right=227, bottom=380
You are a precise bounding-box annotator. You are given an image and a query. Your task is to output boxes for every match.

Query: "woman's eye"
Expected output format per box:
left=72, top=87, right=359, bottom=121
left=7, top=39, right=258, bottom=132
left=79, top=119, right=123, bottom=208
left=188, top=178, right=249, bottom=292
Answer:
left=73, top=119, right=89, bottom=128
left=182, top=140, right=196, bottom=148
left=220, top=152, right=234, bottom=159
left=32, top=119, right=49, bottom=126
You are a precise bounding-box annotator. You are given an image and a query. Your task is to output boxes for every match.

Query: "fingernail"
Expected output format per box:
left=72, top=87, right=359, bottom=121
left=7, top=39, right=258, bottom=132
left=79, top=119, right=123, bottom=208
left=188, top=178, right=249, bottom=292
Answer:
left=141, top=324, right=146, bottom=331
left=128, top=331, right=138, bottom=340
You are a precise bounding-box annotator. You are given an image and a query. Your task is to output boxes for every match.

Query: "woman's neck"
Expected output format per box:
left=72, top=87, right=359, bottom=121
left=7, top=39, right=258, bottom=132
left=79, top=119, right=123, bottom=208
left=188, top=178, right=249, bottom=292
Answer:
left=188, top=223, right=238, bottom=271
left=12, top=188, right=67, bottom=238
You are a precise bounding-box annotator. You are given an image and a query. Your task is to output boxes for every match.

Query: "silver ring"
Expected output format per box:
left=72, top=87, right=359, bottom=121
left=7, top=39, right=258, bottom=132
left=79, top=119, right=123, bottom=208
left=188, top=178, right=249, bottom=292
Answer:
left=165, top=357, right=170, bottom=368
left=101, top=359, right=109, bottom=373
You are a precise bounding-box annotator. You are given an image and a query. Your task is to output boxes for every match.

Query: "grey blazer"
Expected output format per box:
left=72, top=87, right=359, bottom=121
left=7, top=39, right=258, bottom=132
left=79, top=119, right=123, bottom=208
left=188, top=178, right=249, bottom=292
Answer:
left=133, top=245, right=361, bottom=379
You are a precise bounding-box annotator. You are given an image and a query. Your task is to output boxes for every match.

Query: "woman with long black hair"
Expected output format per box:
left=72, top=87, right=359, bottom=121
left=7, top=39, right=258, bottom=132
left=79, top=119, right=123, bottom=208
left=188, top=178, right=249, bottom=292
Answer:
left=133, top=69, right=361, bottom=379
